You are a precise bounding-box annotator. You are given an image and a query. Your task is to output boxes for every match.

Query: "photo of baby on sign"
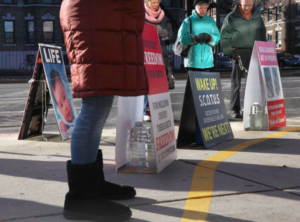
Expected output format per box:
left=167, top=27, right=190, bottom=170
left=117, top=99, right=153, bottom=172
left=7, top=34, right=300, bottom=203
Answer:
left=40, top=44, right=77, bottom=140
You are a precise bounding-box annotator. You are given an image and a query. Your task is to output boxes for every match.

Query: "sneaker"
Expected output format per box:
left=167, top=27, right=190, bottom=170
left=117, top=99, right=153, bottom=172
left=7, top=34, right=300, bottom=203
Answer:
left=143, top=115, right=151, bottom=122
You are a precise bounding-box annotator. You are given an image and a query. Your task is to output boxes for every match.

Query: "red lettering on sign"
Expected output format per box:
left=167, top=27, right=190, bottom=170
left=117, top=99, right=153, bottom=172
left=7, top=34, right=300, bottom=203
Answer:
left=156, top=129, right=175, bottom=151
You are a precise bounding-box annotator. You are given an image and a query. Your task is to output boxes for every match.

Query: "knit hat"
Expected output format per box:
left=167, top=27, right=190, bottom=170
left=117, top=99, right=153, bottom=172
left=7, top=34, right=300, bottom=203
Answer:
left=193, top=0, right=209, bottom=7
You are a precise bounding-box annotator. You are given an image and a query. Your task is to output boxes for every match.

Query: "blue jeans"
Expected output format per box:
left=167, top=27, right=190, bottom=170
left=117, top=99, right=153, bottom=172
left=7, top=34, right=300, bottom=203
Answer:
left=71, top=95, right=114, bottom=165
left=143, top=95, right=148, bottom=115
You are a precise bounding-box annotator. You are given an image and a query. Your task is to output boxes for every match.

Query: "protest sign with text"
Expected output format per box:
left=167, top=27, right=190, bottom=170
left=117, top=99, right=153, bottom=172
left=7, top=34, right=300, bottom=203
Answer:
left=115, top=23, right=176, bottom=173
left=244, top=41, right=286, bottom=130
left=177, top=71, right=233, bottom=148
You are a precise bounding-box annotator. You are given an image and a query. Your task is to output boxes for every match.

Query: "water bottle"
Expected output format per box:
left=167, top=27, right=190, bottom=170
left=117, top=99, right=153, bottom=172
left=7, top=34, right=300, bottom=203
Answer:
left=249, top=102, right=263, bottom=130
left=129, top=122, right=147, bottom=166
left=146, top=127, right=156, bottom=168
left=262, top=105, right=268, bottom=130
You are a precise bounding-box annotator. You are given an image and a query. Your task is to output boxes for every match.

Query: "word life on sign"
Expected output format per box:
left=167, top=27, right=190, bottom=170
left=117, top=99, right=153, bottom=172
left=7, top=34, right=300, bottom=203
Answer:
left=18, top=44, right=77, bottom=141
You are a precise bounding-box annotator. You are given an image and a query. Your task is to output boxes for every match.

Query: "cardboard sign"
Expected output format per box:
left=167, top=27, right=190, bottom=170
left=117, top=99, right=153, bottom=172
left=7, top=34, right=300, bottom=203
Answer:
left=115, top=23, right=177, bottom=174
left=18, top=44, right=77, bottom=140
left=18, top=51, right=51, bottom=140
left=148, top=92, right=176, bottom=172
left=177, top=71, right=234, bottom=149
left=115, top=96, right=144, bottom=172
left=244, top=41, right=286, bottom=130
left=143, top=27, right=169, bottom=95
left=144, top=23, right=176, bottom=173
left=39, top=44, right=77, bottom=140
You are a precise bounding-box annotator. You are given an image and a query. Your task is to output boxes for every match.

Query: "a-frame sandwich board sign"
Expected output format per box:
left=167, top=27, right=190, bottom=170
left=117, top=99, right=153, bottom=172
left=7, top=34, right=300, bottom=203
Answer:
left=18, top=50, right=50, bottom=140
left=243, top=41, right=286, bottom=130
left=18, top=44, right=77, bottom=141
left=143, top=23, right=177, bottom=173
left=115, top=23, right=177, bottom=174
left=177, top=71, right=234, bottom=149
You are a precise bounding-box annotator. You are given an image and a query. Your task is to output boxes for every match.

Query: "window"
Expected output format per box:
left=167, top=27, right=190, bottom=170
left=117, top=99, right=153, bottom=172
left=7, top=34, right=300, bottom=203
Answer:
left=267, top=33, right=273, bottom=42
left=296, top=30, right=300, bottom=44
left=297, top=4, right=300, bottom=17
left=4, top=21, right=14, bottom=43
left=42, top=0, right=53, bottom=3
left=3, top=0, right=13, bottom=3
left=27, top=21, right=34, bottom=43
left=276, top=6, right=282, bottom=20
left=268, top=9, right=272, bottom=21
left=276, top=31, right=282, bottom=47
left=43, top=21, right=54, bottom=43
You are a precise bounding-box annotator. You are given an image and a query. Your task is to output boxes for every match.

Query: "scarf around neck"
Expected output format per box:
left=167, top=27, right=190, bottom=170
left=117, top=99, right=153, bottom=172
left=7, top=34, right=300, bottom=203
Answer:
left=145, top=3, right=165, bottom=23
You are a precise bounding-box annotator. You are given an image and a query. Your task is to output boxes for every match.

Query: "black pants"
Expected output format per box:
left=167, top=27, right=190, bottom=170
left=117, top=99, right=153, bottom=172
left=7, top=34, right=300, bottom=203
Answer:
left=186, top=67, right=212, bottom=73
left=230, top=49, right=252, bottom=112
left=230, top=59, right=244, bottom=112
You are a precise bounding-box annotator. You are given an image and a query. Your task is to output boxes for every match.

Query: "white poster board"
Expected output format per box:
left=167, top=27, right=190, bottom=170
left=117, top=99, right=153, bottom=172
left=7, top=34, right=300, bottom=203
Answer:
left=115, top=96, right=144, bottom=171
left=148, top=92, right=176, bottom=173
left=39, top=44, right=77, bottom=140
left=244, top=41, right=286, bottom=130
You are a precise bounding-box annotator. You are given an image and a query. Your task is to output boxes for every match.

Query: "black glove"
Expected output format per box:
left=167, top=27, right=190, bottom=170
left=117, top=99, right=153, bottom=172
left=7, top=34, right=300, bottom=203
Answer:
left=156, top=25, right=168, bottom=38
left=229, top=49, right=252, bottom=70
left=194, top=33, right=212, bottom=44
left=228, top=51, right=240, bottom=60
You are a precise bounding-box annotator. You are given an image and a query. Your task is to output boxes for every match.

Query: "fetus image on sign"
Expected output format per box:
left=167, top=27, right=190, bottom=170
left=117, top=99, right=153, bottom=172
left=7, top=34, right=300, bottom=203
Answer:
left=263, top=67, right=274, bottom=98
left=271, top=67, right=281, bottom=96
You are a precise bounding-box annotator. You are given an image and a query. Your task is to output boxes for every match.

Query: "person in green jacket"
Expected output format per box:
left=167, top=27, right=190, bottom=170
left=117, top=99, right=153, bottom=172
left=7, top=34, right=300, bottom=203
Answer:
left=178, top=0, right=220, bottom=71
left=220, top=0, right=266, bottom=118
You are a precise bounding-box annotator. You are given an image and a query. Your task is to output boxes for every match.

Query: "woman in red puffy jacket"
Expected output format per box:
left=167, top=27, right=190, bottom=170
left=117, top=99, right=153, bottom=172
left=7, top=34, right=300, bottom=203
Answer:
left=60, top=0, right=148, bottom=221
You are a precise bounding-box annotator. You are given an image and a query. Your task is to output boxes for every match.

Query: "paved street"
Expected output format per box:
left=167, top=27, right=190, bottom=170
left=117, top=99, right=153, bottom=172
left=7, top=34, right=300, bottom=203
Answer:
left=0, top=75, right=300, bottom=222
left=1, top=76, right=300, bottom=133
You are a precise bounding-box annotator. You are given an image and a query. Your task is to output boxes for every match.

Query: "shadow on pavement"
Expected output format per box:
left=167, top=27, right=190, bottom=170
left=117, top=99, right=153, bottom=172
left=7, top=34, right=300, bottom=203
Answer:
left=202, top=137, right=300, bottom=155
left=131, top=204, right=256, bottom=222
left=0, top=197, right=63, bottom=221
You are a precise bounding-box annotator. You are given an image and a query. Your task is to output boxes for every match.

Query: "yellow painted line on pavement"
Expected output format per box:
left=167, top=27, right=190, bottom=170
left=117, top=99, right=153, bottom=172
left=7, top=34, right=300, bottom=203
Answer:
left=181, top=127, right=300, bottom=222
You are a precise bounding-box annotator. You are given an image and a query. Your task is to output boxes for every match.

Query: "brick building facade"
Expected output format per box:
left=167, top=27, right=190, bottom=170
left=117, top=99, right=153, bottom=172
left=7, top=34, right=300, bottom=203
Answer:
left=261, top=0, right=300, bottom=54
left=2, top=0, right=298, bottom=73
left=0, top=0, right=186, bottom=73
left=0, top=0, right=66, bottom=73
left=203, top=0, right=300, bottom=55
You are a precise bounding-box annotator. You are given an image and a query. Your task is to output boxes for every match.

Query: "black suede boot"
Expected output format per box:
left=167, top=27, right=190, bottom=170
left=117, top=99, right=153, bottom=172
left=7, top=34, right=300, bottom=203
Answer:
left=97, top=150, right=136, bottom=200
left=63, top=161, right=132, bottom=221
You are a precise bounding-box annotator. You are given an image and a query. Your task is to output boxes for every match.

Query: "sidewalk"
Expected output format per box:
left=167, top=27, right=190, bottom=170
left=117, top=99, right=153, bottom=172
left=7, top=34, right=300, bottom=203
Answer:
left=1, top=118, right=300, bottom=222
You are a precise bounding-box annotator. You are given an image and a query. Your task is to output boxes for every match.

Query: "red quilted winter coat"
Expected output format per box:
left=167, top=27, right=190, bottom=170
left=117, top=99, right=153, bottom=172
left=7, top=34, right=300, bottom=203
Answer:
left=60, top=0, right=149, bottom=98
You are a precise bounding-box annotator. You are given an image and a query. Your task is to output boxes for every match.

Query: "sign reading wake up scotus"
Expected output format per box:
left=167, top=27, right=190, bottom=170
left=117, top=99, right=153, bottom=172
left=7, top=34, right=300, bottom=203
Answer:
left=190, top=71, right=233, bottom=148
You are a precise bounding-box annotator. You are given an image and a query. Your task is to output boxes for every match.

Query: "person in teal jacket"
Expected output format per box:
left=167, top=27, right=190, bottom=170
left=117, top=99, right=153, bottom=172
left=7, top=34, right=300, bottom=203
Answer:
left=178, top=0, right=220, bottom=71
